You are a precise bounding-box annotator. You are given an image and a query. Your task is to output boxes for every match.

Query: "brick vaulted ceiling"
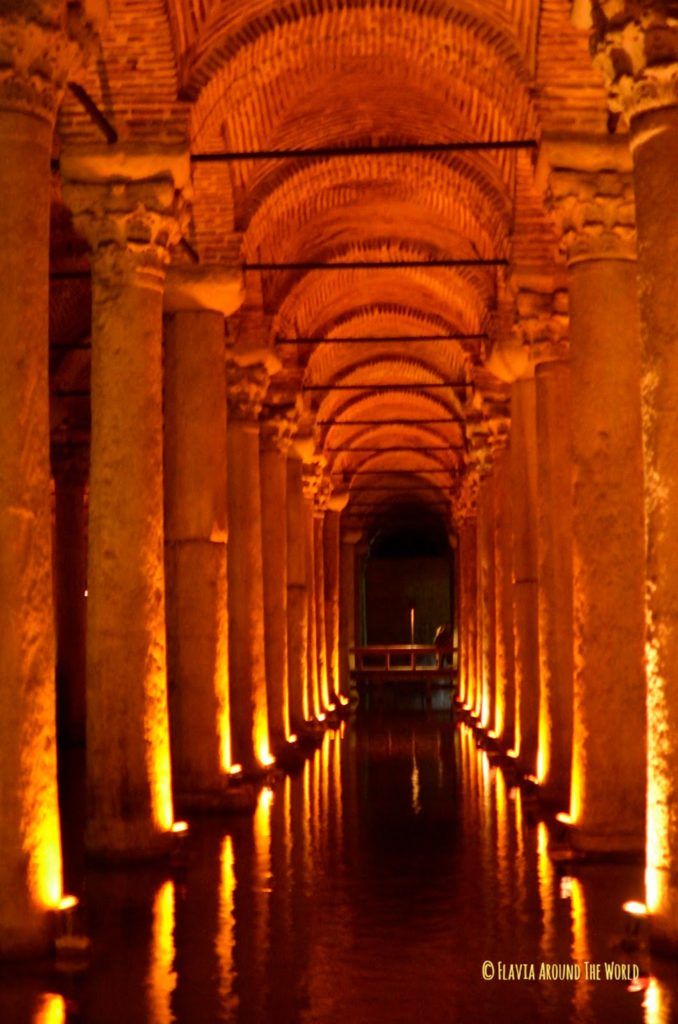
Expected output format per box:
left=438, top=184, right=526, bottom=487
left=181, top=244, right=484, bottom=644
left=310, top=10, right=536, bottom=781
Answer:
left=50, top=0, right=610, bottom=532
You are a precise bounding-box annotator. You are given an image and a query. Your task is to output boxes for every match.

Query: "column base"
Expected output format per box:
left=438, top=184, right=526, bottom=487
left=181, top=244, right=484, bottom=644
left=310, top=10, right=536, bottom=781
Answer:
left=569, top=824, right=644, bottom=860
left=85, top=824, right=176, bottom=863
left=175, top=784, right=258, bottom=815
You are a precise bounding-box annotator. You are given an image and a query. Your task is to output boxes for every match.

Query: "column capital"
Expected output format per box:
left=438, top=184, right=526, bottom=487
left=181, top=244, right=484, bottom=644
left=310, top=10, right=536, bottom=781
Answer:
left=226, top=361, right=270, bottom=421
left=61, top=145, right=190, bottom=282
left=487, top=288, right=569, bottom=383
left=164, top=263, right=244, bottom=317
left=341, top=528, right=364, bottom=545
left=0, top=4, right=102, bottom=122
left=591, top=2, right=678, bottom=121
left=260, top=404, right=299, bottom=453
left=452, top=470, right=479, bottom=522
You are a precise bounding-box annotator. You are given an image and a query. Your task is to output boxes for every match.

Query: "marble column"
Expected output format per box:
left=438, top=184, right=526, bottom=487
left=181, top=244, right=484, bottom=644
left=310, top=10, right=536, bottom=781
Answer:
left=339, top=530, right=362, bottom=703
left=260, top=409, right=296, bottom=754
left=465, top=515, right=479, bottom=713
left=542, top=138, right=645, bottom=852
left=477, top=467, right=497, bottom=730
left=226, top=359, right=274, bottom=773
left=493, top=444, right=515, bottom=747
left=313, top=501, right=331, bottom=712
left=163, top=265, right=243, bottom=802
left=0, top=11, right=84, bottom=953
left=63, top=148, right=189, bottom=857
left=286, top=450, right=309, bottom=729
left=535, top=355, right=573, bottom=808
left=53, top=445, right=89, bottom=747
left=593, top=11, right=678, bottom=938
left=302, top=461, right=323, bottom=720
left=511, top=375, right=540, bottom=775
left=323, top=505, right=344, bottom=706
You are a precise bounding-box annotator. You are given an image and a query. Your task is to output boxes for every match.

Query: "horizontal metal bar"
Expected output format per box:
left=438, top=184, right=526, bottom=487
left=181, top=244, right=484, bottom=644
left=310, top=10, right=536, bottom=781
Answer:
left=67, top=82, right=118, bottom=145
left=245, top=259, right=505, bottom=271
left=326, top=445, right=463, bottom=452
left=276, top=333, right=487, bottom=344
left=191, top=139, right=537, bottom=162
left=303, top=382, right=471, bottom=392
left=317, top=418, right=465, bottom=426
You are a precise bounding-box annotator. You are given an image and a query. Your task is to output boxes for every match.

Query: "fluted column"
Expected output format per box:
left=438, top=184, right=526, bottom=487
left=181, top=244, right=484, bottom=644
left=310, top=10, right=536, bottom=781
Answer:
left=53, top=444, right=89, bottom=747
left=511, top=375, right=540, bottom=775
left=541, top=138, right=645, bottom=852
left=593, top=8, right=678, bottom=938
left=286, top=449, right=309, bottom=730
left=63, top=148, right=189, bottom=857
left=535, top=354, right=573, bottom=808
left=226, top=359, right=274, bottom=773
left=492, top=444, right=515, bottom=747
left=0, top=9, right=89, bottom=950
left=163, top=265, right=243, bottom=801
left=339, top=530, right=362, bottom=702
left=260, top=409, right=297, bottom=753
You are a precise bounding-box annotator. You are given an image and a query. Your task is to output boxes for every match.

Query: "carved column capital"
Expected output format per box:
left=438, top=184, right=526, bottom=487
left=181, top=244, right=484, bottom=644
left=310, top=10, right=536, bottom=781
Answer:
left=226, top=361, right=269, bottom=421
left=260, top=404, right=298, bottom=453
left=0, top=8, right=90, bottom=122
left=487, top=288, right=569, bottom=383
left=452, top=469, right=479, bottom=522
left=592, top=2, right=678, bottom=120
left=545, top=166, right=636, bottom=262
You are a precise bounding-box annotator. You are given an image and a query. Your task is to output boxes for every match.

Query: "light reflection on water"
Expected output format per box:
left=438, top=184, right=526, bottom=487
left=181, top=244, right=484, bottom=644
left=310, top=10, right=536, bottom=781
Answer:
left=2, top=708, right=677, bottom=1023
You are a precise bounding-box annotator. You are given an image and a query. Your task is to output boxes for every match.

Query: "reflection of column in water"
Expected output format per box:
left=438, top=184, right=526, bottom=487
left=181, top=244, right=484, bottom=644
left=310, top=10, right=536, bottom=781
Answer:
left=290, top=768, right=312, bottom=1011
left=33, top=994, right=66, bottom=1024
left=537, top=822, right=557, bottom=962
left=218, top=835, right=237, bottom=1017
left=570, top=877, right=592, bottom=1022
left=148, top=880, right=176, bottom=1024
left=332, top=732, right=344, bottom=855
left=494, top=771, right=511, bottom=920
left=512, top=787, right=528, bottom=925
left=266, top=778, right=295, bottom=1022
left=643, top=977, right=671, bottom=1024
left=411, top=734, right=422, bottom=816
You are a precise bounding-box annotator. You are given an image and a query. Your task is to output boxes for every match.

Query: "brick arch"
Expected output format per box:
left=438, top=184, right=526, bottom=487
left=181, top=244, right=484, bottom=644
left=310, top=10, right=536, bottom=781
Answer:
left=305, top=337, right=469, bottom=390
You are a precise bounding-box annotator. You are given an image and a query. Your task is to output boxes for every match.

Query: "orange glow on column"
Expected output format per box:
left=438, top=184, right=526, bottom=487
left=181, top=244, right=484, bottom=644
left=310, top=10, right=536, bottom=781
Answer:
left=148, top=880, right=176, bottom=1024
left=33, top=994, right=66, bottom=1024
left=147, top=660, right=175, bottom=834
left=537, top=701, right=550, bottom=786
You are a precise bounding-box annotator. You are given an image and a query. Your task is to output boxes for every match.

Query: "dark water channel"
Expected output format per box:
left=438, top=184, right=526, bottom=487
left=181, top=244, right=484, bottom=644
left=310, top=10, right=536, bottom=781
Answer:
left=2, top=703, right=678, bottom=1023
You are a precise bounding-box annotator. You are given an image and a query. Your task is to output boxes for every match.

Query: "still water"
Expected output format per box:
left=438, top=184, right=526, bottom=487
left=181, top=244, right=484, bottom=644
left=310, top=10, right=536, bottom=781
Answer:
left=2, top=705, right=678, bottom=1024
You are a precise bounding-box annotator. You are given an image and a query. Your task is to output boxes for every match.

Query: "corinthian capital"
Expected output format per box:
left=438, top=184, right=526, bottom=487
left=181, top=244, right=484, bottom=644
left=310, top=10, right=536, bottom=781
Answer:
left=260, top=404, right=299, bottom=453
left=62, top=146, right=190, bottom=272
left=0, top=10, right=79, bottom=120
left=226, top=362, right=269, bottom=421
left=591, top=1, right=678, bottom=119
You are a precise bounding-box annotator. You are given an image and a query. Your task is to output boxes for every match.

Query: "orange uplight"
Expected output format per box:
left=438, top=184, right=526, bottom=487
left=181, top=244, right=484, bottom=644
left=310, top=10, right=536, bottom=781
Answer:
left=34, top=993, right=66, bottom=1024
left=228, top=763, right=243, bottom=776
left=506, top=749, right=519, bottom=759
left=288, top=734, right=298, bottom=744
left=525, top=774, right=539, bottom=785
left=338, top=695, right=349, bottom=706
left=317, top=713, right=326, bottom=722
left=259, top=786, right=274, bottom=809
left=58, top=895, right=78, bottom=912
left=171, top=821, right=189, bottom=835
left=556, top=811, right=573, bottom=825
left=260, top=750, right=276, bottom=767
left=622, top=900, right=648, bottom=918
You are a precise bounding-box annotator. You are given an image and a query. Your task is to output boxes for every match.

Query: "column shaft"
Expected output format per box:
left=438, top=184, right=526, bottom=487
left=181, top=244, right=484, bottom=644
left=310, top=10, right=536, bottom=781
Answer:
left=54, top=463, right=88, bottom=747
left=287, top=455, right=309, bottom=728
left=568, top=257, right=645, bottom=850
left=0, top=104, right=62, bottom=952
left=314, top=512, right=330, bottom=710
left=324, top=510, right=341, bottom=703
left=511, top=377, right=540, bottom=775
left=478, top=474, right=497, bottom=730
left=261, top=433, right=291, bottom=753
left=304, top=498, right=321, bottom=720
left=493, top=447, right=515, bottom=747
left=164, top=309, right=230, bottom=797
left=535, top=359, right=573, bottom=806
left=339, top=536, right=358, bottom=702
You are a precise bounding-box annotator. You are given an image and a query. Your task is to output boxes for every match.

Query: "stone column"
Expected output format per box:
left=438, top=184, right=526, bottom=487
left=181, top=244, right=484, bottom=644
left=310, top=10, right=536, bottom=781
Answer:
left=0, top=10, right=87, bottom=951
left=535, top=354, right=574, bottom=808
left=53, top=444, right=89, bottom=747
left=339, top=530, right=362, bottom=703
left=286, top=449, right=309, bottom=729
left=63, top=148, right=189, bottom=858
left=260, top=408, right=297, bottom=754
left=313, top=497, right=331, bottom=712
left=302, top=460, right=323, bottom=720
left=541, top=137, right=645, bottom=852
left=323, top=502, right=346, bottom=706
left=163, top=265, right=243, bottom=802
left=476, top=465, right=497, bottom=730
left=510, top=375, right=540, bottom=775
left=593, top=10, right=678, bottom=937
left=493, top=444, right=515, bottom=748
left=465, top=515, right=479, bottom=713
left=226, top=357, right=275, bottom=773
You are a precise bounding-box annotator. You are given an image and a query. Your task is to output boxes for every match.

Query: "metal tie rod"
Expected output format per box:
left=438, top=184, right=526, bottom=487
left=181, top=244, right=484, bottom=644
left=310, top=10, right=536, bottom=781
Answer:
left=244, top=258, right=505, bottom=271
left=276, top=333, right=487, bottom=344
left=303, top=382, right=472, bottom=392
left=191, top=140, right=537, bottom=162
left=317, top=417, right=464, bottom=426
